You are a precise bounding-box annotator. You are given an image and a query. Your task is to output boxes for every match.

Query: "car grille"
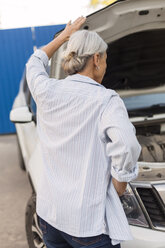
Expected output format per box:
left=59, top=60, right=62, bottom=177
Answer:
left=136, top=187, right=165, bottom=230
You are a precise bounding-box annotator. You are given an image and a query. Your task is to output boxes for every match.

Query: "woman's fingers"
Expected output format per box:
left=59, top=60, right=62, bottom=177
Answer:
left=65, top=17, right=86, bottom=31
left=74, top=16, right=86, bottom=26
left=61, top=16, right=86, bottom=41
left=66, top=20, right=72, bottom=27
left=74, top=16, right=85, bottom=23
left=72, top=16, right=86, bottom=31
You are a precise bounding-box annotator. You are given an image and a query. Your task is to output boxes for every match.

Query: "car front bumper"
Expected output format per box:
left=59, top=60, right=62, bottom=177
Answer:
left=121, top=226, right=165, bottom=248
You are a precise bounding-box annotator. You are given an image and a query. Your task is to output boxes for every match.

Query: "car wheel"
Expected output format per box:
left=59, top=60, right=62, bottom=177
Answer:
left=25, top=194, right=46, bottom=248
left=16, top=135, right=26, bottom=171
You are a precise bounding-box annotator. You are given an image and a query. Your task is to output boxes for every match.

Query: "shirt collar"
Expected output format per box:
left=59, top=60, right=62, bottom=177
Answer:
left=65, top=74, right=105, bottom=88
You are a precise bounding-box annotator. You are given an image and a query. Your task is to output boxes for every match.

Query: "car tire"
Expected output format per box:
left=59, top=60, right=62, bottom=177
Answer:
left=25, top=194, right=46, bottom=248
left=16, top=135, right=26, bottom=171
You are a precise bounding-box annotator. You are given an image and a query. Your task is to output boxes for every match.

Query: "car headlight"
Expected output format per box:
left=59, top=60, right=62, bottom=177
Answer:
left=120, top=184, right=149, bottom=228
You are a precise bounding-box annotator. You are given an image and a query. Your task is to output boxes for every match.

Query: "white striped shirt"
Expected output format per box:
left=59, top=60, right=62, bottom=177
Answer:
left=26, top=50, right=141, bottom=246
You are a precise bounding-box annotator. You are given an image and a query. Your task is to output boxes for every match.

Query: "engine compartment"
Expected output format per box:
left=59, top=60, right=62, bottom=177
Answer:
left=132, top=120, right=165, bottom=181
left=136, top=126, right=165, bottom=162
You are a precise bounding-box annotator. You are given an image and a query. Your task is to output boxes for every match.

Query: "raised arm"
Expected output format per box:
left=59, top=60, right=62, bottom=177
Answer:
left=26, top=17, right=86, bottom=102
left=42, top=16, right=86, bottom=59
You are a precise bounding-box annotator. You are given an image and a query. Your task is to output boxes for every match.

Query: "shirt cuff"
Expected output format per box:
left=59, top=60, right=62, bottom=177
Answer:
left=111, top=164, right=139, bottom=182
left=33, top=49, right=49, bottom=67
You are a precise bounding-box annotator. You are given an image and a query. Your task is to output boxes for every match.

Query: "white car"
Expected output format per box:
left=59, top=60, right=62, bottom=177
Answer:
left=10, top=0, right=165, bottom=247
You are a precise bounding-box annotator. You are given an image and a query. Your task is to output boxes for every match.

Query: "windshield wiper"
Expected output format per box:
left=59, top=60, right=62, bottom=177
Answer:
left=128, top=103, right=165, bottom=118
left=147, top=103, right=165, bottom=110
left=128, top=111, right=154, bottom=118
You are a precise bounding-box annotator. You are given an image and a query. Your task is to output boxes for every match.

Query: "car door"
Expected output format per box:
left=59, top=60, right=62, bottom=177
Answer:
left=15, top=75, right=38, bottom=170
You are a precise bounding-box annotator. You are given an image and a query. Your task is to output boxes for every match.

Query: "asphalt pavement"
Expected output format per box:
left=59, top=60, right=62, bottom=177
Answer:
left=0, top=134, right=31, bottom=248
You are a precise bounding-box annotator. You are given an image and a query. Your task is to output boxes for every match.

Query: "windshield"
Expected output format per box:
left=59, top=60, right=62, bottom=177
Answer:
left=122, top=93, right=165, bottom=111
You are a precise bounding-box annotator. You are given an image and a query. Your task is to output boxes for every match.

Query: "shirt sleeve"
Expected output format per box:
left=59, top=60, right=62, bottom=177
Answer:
left=26, top=49, right=57, bottom=103
left=99, top=94, right=141, bottom=182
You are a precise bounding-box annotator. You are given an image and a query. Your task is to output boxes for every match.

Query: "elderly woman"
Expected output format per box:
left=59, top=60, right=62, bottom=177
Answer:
left=26, top=17, right=141, bottom=248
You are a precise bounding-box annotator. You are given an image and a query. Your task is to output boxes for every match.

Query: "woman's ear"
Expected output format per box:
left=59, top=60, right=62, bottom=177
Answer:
left=93, top=53, right=100, bottom=70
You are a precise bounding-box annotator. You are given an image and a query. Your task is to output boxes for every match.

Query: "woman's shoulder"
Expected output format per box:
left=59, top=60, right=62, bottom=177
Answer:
left=102, top=88, right=119, bottom=103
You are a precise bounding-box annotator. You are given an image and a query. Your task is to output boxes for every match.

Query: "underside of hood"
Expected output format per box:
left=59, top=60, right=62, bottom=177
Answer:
left=85, top=0, right=165, bottom=42
left=83, top=0, right=165, bottom=94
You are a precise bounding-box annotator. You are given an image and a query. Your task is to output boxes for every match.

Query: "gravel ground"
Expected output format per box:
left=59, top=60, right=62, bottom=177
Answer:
left=0, top=134, right=31, bottom=248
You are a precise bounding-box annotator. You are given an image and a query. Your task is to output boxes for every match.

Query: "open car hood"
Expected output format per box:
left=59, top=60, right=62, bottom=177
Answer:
left=81, top=0, right=165, bottom=96
left=84, top=0, right=165, bottom=43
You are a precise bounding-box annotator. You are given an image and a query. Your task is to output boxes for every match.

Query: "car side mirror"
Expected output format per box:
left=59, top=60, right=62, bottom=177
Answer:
left=10, top=106, right=33, bottom=123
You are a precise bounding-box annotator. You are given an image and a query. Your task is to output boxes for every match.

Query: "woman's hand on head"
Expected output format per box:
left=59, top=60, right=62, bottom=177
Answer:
left=59, top=16, right=86, bottom=41
left=41, top=16, right=86, bottom=59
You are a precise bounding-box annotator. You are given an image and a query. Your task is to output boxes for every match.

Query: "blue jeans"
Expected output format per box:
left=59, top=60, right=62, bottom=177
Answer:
left=38, top=216, right=120, bottom=248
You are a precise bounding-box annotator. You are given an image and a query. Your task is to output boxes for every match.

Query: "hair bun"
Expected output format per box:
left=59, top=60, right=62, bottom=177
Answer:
left=66, top=51, right=77, bottom=61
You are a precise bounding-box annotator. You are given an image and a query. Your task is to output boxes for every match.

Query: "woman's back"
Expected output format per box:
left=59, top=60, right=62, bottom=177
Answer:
left=36, top=73, right=117, bottom=236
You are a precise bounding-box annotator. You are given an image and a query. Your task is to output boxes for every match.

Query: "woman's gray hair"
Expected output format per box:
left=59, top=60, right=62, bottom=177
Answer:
left=62, top=30, right=108, bottom=75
